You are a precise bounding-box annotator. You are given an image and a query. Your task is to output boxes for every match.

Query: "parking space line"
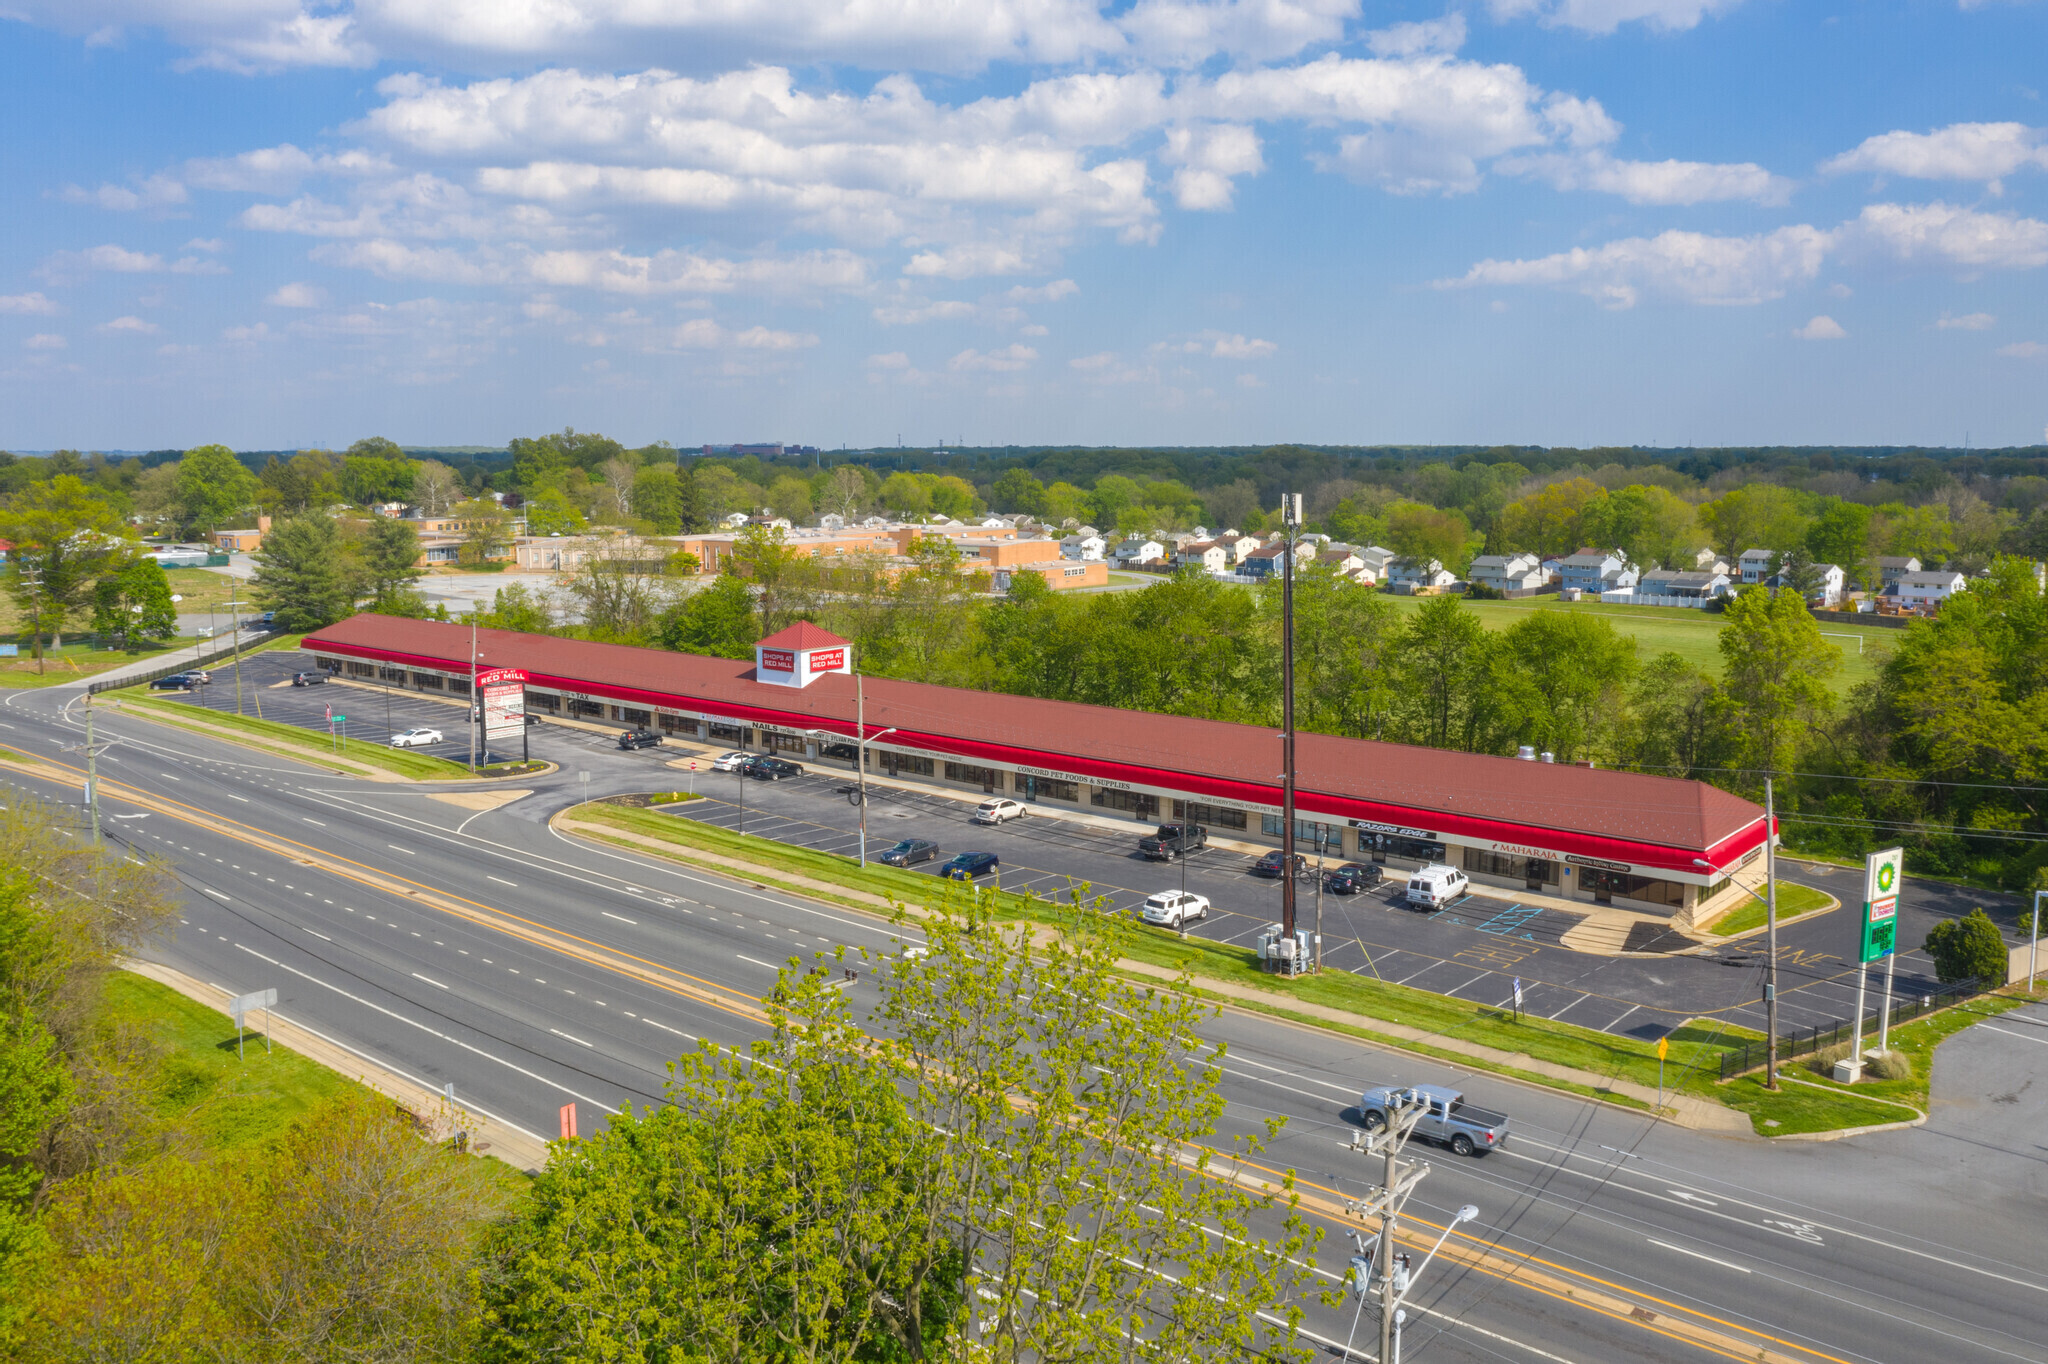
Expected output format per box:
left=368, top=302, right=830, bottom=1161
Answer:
left=1602, top=1004, right=1641, bottom=1034
left=1549, top=992, right=1589, bottom=1021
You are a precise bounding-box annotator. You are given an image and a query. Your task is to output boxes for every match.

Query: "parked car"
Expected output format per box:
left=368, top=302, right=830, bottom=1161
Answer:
left=1140, top=890, right=1211, bottom=928
left=971, top=797, right=1025, bottom=825
left=149, top=673, right=199, bottom=690
left=185, top=670, right=212, bottom=683
left=1405, top=864, right=1469, bottom=910
left=617, top=727, right=663, bottom=750
left=1250, top=850, right=1309, bottom=879
left=1138, top=823, right=1208, bottom=861
left=878, top=838, right=939, bottom=867
left=389, top=727, right=444, bottom=748
left=1356, top=1083, right=1508, bottom=1157
left=747, top=757, right=804, bottom=780
left=1325, top=862, right=1384, bottom=895
left=290, top=671, right=327, bottom=687
left=710, top=751, right=754, bottom=772
left=940, top=851, right=1000, bottom=880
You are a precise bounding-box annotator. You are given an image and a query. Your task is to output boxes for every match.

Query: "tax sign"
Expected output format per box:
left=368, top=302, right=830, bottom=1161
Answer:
left=1860, top=846, right=1903, bottom=963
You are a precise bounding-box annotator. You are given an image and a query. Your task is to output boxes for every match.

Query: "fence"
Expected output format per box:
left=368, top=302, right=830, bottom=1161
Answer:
left=1716, top=977, right=1982, bottom=1080
left=1598, top=591, right=1721, bottom=609
left=85, top=631, right=274, bottom=696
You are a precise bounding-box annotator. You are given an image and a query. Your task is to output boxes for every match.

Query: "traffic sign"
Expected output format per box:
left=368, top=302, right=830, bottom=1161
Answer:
left=1656, top=1036, right=1669, bottom=1061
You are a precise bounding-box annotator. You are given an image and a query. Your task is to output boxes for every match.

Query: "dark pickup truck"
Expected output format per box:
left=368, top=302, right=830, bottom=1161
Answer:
left=1138, top=823, right=1208, bottom=861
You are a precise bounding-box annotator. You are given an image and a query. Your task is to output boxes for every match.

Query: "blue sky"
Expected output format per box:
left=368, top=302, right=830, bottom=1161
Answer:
left=1, top=1, right=2044, bottom=452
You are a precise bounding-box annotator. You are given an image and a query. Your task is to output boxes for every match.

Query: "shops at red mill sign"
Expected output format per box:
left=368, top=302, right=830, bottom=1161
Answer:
left=752, top=623, right=855, bottom=689
left=476, top=667, right=528, bottom=738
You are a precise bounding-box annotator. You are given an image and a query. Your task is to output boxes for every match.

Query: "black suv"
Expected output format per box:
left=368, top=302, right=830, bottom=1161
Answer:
left=747, top=756, right=804, bottom=780
left=1250, top=850, right=1310, bottom=879
left=1324, top=862, right=1385, bottom=895
left=617, top=728, right=663, bottom=750
left=1138, top=823, right=1208, bottom=861
left=150, top=672, right=203, bottom=690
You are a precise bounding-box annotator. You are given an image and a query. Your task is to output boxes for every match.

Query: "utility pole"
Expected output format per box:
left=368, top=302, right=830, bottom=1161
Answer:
left=1315, top=822, right=1326, bottom=973
left=469, top=613, right=480, bottom=774
left=1342, top=1089, right=1433, bottom=1364
left=1280, top=491, right=1300, bottom=968
left=858, top=674, right=867, bottom=865
left=227, top=576, right=246, bottom=717
left=1764, top=778, right=1780, bottom=1091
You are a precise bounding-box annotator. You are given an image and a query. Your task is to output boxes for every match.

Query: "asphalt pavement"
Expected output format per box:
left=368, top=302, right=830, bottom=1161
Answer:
left=8, top=661, right=2046, bottom=1364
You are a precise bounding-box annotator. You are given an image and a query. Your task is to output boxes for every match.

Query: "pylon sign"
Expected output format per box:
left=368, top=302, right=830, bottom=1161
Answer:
left=1861, top=846, right=1902, bottom=963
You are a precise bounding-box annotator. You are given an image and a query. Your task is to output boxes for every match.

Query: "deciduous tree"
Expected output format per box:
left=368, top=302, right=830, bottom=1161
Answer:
left=1718, top=585, right=1838, bottom=782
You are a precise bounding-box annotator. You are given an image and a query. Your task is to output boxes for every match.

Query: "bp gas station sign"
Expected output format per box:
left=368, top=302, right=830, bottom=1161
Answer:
left=1860, top=846, right=1903, bottom=963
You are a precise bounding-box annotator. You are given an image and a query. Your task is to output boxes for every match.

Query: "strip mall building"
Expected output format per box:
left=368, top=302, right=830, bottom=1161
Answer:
left=303, top=615, right=1770, bottom=925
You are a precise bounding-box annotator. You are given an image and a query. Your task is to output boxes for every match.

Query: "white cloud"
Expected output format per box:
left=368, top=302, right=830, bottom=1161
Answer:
left=1792, top=315, right=1845, bottom=340
left=57, top=174, right=189, bottom=212
left=905, top=245, right=1035, bottom=279
left=23, top=333, right=66, bottom=350
left=949, top=343, right=1038, bottom=371
left=223, top=322, right=274, bottom=342
left=1442, top=224, right=1833, bottom=308
left=1005, top=278, right=1079, bottom=302
left=0, top=292, right=60, bottom=315
left=1236, top=371, right=1266, bottom=387
left=1070, top=350, right=1120, bottom=370
left=1210, top=332, right=1276, bottom=358
left=1160, top=123, right=1263, bottom=210
left=873, top=299, right=978, bottom=325
left=531, top=247, right=869, bottom=296
left=1367, top=13, right=1467, bottom=56
left=1487, top=0, right=1746, bottom=35
left=867, top=351, right=912, bottom=369
left=186, top=144, right=391, bottom=194
left=100, top=315, right=161, bottom=334
left=1822, top=122, right=2048, bottom=183
left=1121, top=0, right=1358, bottom=67
left=1937, top=311, right=1997, bottom=330
left=1997, top=341, right=2047, bottom=359
left=1070, top=350, right=1157, bottom=383
left=34, top=243, right=230, bottom=283
left=267, top=281, right=329, bottom=307
left=1497, top=149, right=1791, bottom=205
left=1845, top=201, right=2048, bottom=269
left=670, top=318, right=817, bottom=350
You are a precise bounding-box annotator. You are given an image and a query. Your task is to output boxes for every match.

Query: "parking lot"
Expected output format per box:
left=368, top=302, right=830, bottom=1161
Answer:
left=147, top=646, right=1984, bottom=1045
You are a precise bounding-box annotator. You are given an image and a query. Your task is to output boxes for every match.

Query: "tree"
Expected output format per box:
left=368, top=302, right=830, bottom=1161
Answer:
left=653, top=575, right=757, bottom=658
left=767, top=474, right=815, bottom=525
left=1494, top=477, right=1607, bottom=556
left=594, top=457, right=638, bottom=523
left=478, top=900, right=1323, bottom=1364
left=1717, top=585, right=1838, bottom=781
left=1697, top=484, right=1809, bottom=560
left=1805, top=499, right=1874, bottom=582
left=251, top=515, right=354, bottom=632
left=990, top=467, right=1046, bottom=516
left=818, top=465, right=871, bottom=521
left=87, top=558, right=177, bottom=650
left=564, top=534, right=681, bottom=642
left=1923, top=908, right=2010, bottom=986
left=172, top=446, right=260, bottom=533
left=519, top=488, right=583, bottom=539
left=926, top=475, right=980, bottom=521
left=1590, top=484, right=1700, bottom=569
left=259, top=451, right=341, bottom=514
left=473, top=583, right=555, bottom=634
left=1620, top=653, right=1731, bottom=778
left=128, top=464, right=182, bottom=535
left=1395, top=593, right=1490, bottom=749
left=1385, top=500, right=1471, bottom=570
left=1493, top=610, right=1639, bottom=761
left=359, top=518, right=425, bottom=615
left=1, top=476, right=133, bottom=652
left=410, top=460, right=462, bottom=516
left=631, top=465, right=682, bottom=533
left=695, top=464, right=758, bottom=524
left=1041, top=480, right=1090, bottom=526
left=1087, top=473, right=1143, bottom=529
left=509, top=428, right=624, bottom=491
left=340, top=453, right=415, bottom=507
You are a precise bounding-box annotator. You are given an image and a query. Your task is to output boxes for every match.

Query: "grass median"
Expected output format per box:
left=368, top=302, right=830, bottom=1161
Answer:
left=1707, top=882, right=1834, bottom=936
left=113, top=689, right=479, bottom=780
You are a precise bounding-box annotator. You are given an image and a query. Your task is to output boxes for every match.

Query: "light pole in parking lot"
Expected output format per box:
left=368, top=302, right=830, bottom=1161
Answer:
left=816, top=676, right=895, bottom=866
left=1279, top=491, right=1302, bottom=970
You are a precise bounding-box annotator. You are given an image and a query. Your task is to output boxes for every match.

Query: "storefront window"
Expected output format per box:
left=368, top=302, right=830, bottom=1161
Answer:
left=1581, top=869, right=1685, bottom=907
left=623, top=708, right=652, bottom=726
left=880, top=752, right=933, bottom=778
left=1360, top=831, right=1446, bottom=863
left=1021, top=776, right=1078, bottom=802
left=768, top=733, right=806, bottom=754
left=945, top=762, right=1003, bottom=790
left=708, top=721, right=746, bottom=743
left=1091, top=788, right=1160, bottom=819
left=1173, top=800, right=1247, bottom=830
left=1264, top=815, right=1340, bottom=849
left=1463, top=849, right=1560, bottom=885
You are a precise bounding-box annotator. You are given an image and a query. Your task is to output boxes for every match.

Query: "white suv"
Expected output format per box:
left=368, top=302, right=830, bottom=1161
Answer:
left=971, top=797, right=1025, bottom=825
left=1405, top=864, right=1469, bottom=910
left=1141, top=891, right=1211, bottom=928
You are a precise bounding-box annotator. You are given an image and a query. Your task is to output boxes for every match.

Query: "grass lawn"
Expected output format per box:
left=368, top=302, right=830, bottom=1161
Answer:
left=1707, top=882, right=1834, bottom=936
left=106, top=971, right=366, bottom=1150
left=1381, top=595, right=1890, bottom=696
left=0, top=639, right=187, bottom=689
left=115, top=689, right=481, bottom=780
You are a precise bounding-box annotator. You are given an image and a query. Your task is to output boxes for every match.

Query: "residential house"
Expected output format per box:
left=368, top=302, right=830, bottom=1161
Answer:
left=1736, top=548, right=1776, bottom=584
left=1894, top=570, right=1967, bottom=609
left=1240, top=543, right=1298, bottom=579
left=1060, top=532, right=1107, bottom=561
left=1112, top=537, right=1166, bottom=567
left=1355, top=545, right=1397, bottom=578
left=1467, top=552, right=1546, bottom=593
left=1217, top=533, right=1262, bottom=565
left=1560, top=549, right=1639, bottom=594
left=1318, top=545, right=1367, bottom=577
left=1766, top=562, right=1846, bottom=608
left=1386, top=557, right=1456, bottom=593
left=1638, top=568, right=1731, bottom=601
left=1539, top=555, right=1567, bottom=582
left=1174, top=540, right=1230, bottom=574
left=1875, top=556, right=1922, bottom=588
left=1690, top=547, right=1732, bottom=575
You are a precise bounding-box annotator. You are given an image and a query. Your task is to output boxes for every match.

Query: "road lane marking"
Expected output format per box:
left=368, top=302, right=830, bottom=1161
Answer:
left=224, top=793, right=248, bottom=801
left=736, top=954, right=779, bottom=970
left=201, top=888, right=230, bottom=901
left=1976, top=1022, right=2048, bottom=1047
left=487, top=875, right=517, bottom=886
left=411, top=973, right=448, bottom=989
left=601, top=911, right=638, bottom=924
left=303, top=818, right=326, bottom=826
left=159, top=773, right=181, bottom=780
left=388, top=844, right=416, bottom=855
left=549, top=1028, right=592, bottom=1047
left=303, top=928, right=332, bottom=941
left=1647, top=1239, right=1751, bottom=1274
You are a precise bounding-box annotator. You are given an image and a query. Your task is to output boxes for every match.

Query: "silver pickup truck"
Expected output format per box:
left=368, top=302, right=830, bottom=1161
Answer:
left=1356, top=1083, right=1509, bottom=1157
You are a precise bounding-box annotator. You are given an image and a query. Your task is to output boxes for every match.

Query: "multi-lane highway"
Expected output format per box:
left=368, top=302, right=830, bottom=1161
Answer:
left=4, top=671, right=2045, bottom=1364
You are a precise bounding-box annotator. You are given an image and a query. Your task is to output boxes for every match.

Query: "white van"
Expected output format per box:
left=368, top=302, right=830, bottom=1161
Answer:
left=1406, top=864, right=1469, bottom=910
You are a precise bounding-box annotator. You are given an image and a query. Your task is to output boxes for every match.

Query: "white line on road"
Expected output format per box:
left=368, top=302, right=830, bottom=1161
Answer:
left=1603, top=1005, right=1640, bottom=1033
left=224, top=792, right=248, bottom=801
left=487, top=875, right=517, bottom=886
left=388, top=844, right=416, bottom=855
left=1647, top=1239, right=1751, bottom=1274
left=201, top=888, right=230, bottom=901
left=644, top=1017, right=694, bottom=1038
left=411, top=972, right=448, bottom=989
left=1975, top=1022, right=2048, bottom=1047
left=736, top=954, right=779, bottom=970
left=303, top=818, right=326, bottom=826
left=601, top=911, right=637, bottom=924
left=303, top=928, right=331, bottom=941
left=549, top=1028, right=592, bottom=1047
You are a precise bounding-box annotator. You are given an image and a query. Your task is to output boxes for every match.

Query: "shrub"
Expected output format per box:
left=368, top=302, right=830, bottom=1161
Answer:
left=1923, top=908, right=2009, bottom=987
left=1865, top=1050, right=1912, bottom=1081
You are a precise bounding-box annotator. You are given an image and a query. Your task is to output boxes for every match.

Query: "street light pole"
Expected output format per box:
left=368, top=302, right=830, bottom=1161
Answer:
left=1764, top=778, right=1780, bottom=1091
left=2031, top=889, right=2044, bottom=993
left=1279, top=492, right=1300, bottom=969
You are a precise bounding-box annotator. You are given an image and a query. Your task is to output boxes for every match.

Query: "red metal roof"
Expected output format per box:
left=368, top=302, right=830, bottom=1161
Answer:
left=303, top=614, right=1766, bottom=873
left=756, top=621, right=849, bottom=651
